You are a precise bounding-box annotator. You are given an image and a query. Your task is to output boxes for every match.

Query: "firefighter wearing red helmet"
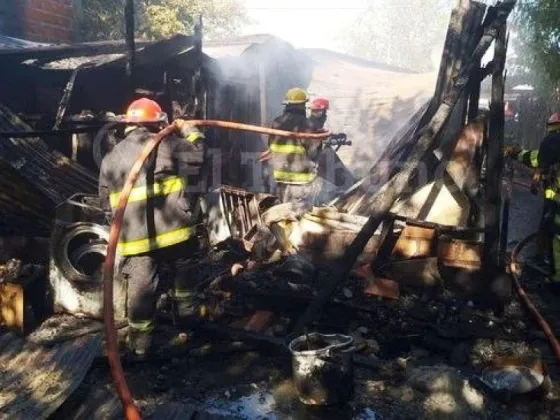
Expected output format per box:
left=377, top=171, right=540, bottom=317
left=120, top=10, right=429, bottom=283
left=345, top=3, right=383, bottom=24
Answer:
left=98, top=98, right=209, bottom=359
left=309, top=97, right=330, bottom=132
left=504, top=112, right=560, bottom=291
left=308, top=96, right=356, bottom=192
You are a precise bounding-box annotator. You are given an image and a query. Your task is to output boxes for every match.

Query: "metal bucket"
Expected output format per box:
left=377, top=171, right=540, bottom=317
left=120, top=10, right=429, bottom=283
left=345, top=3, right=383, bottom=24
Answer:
left=289, top=333, right=355, bottom=406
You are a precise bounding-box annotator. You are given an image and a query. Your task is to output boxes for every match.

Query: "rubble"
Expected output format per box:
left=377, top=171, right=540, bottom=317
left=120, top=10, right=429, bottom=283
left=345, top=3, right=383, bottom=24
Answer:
left=4, top=0, right=560, bottom=418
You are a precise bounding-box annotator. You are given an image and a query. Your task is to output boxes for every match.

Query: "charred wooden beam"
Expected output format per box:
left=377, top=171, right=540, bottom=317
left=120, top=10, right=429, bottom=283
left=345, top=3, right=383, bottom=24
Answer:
left=390, top=0, right=474, bottom=181
left=437, top=1, right=471, bottom=101
left=0, top=126, right=105, bottom=138
left=338, top=1, right=488, bottom=213
left=193, top=15, right=206, bottom=119
left=290, top=0, right=517, bottom=338
left=483, top=23, right=508, bottom=271
left=124, top=0, right=136, bottom=101
left=467, top=8, right=487, bottom=121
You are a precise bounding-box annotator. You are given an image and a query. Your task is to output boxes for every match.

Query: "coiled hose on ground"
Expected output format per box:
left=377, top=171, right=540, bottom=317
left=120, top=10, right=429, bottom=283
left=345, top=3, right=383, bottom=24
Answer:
left=102, top=120, right=332, bottom=419
left=510, top=233, right=560, bottom=363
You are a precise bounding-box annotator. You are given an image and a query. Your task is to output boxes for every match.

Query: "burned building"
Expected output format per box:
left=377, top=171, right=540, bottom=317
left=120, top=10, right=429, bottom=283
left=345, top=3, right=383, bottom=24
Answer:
left=204, top=34, right=314, bottom=191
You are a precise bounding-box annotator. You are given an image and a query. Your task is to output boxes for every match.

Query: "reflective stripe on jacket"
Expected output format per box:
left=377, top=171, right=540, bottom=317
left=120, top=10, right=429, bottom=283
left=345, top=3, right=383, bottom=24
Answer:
left=268, top=109, right=317, bottom=185
left=516, top=149, right=539, bottom=168
left=99, top=126, right=205, bottom=256
left=516, top=132, right=560, bottom=209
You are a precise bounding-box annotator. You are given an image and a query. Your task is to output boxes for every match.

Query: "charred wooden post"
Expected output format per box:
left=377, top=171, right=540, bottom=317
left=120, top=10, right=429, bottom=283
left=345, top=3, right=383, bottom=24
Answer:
left=433, top=0, right=471, bottom=107
left=401, top=0, right=473, bottom=174
left=483, top=23, right=508, bottom=271
left=468, top=67, right=482, bottom=121
left=193, top=15, right=205, bottom=119
left=124, top=0, right=136, bottom=102
left=454, top=2, right=487, bottom=124
left=338, top=0, right=486, bottom=212
left=53, top=68, right=79, bottom=131
left=291, top=0, right=516, bottom=338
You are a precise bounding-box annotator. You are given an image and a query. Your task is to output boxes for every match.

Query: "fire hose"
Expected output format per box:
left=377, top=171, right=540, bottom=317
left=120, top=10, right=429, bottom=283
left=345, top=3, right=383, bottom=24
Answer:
left=510, top=233, right=560, bottom=363
left=102, top=120, right=333, bottom=419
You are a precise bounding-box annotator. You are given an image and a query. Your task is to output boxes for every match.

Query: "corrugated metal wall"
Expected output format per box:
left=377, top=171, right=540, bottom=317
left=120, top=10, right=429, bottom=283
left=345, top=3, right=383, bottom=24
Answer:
left=0, top=103, right=97, bottom=234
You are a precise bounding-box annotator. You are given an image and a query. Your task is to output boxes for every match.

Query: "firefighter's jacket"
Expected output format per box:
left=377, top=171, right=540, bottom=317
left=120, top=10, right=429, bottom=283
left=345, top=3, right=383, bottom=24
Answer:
left=268, top=108, right=320, bottom=184
left=515, top=131, right=560, bottom=208
left=99, top=126, right=205, bottom=256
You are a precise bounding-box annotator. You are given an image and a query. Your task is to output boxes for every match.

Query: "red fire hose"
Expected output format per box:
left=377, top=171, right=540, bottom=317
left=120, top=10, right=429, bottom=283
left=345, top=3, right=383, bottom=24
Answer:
left=102, top=120, right=332, bottom=419
left=510, top=233, right=560, bottom=363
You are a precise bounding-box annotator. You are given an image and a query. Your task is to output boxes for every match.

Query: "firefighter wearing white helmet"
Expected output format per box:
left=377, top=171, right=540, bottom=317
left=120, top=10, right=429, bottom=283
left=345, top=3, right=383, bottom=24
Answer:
left=267, top=88, right=323, bottom=210
left=504, top=113, right=560, bottom=291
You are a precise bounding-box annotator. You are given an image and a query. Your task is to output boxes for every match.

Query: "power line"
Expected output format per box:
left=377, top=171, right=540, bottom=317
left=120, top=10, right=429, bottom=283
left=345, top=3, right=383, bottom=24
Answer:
left=245, top=6, right=560, bottom=10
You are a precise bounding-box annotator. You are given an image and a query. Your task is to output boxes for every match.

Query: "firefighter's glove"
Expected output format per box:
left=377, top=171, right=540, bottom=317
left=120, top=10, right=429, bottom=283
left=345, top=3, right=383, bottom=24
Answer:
left=175, top=119, right=204, bottom=144
left=530, top=170, right=543, bottom=195
left=503, top=145, right=520, bottom=158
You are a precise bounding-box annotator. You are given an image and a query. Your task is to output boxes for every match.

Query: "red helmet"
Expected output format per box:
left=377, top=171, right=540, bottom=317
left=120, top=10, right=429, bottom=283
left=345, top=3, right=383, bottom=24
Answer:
left=125, top=98, right=166, bottom=123
left=310, top=98, right=329, bottom=111
left=547, top=113, right=560, bottom=125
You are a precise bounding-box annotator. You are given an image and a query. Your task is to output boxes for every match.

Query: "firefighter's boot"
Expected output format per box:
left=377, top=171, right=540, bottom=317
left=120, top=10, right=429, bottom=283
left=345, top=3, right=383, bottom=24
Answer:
left=126, top=327, right=153, bottom=361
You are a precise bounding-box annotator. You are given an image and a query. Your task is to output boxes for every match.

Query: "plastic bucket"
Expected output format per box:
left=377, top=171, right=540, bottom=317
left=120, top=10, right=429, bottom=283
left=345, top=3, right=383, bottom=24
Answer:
left=289, top=333, right=355, bottom=406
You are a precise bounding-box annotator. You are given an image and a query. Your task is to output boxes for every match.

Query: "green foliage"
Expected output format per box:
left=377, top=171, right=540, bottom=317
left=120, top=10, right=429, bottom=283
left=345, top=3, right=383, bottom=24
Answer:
left=340, top=0, right=453, bottom=72
left=513, top=0, right=560, bottom=92
left=75, top=0, right=248, bottom=42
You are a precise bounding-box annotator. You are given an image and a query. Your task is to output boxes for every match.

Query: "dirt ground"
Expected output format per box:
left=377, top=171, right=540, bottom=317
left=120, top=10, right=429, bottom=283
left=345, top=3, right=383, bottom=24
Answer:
left=51, top=174, right=560, bottom=420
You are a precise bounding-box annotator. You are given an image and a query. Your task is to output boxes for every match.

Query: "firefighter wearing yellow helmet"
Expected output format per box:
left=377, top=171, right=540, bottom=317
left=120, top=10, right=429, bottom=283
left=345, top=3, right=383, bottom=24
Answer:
left=267, top=88, right=323, bottom=210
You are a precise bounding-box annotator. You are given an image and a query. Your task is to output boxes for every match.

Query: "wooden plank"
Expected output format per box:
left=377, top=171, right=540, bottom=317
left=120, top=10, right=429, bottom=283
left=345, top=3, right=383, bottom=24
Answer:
left=244, top=311, right=275, bottom=333
left=354, top=264, right=400, bottom=300
left=56, top=386, right=122, bottom=420
left=363, top=277, right=400, bottom=300
left=0, top=282, right=23, bottom=334
left=391, top=225, right=436, bottom=260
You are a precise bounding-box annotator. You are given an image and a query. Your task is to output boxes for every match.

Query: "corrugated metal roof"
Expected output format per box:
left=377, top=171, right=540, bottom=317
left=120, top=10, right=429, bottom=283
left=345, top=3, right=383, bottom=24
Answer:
left=0, top=103, right=97, bottom=234
left=0, top=35, right=53, bottom=50
left=203, top=34, right=284, bottom=59
left=0, top=332, right=101, bottom=419
left=22, top=35, right=201, bottom=71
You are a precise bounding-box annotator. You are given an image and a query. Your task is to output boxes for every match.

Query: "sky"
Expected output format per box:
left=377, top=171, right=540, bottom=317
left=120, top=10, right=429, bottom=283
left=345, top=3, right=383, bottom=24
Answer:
left=241, top=0, right=369, bottom=50
left=241, top=0, right=496, bottom=67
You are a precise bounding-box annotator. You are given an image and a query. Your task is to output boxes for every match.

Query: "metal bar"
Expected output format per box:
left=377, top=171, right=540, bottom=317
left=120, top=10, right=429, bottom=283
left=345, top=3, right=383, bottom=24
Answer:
left=0, top=125, right=110, bottom=138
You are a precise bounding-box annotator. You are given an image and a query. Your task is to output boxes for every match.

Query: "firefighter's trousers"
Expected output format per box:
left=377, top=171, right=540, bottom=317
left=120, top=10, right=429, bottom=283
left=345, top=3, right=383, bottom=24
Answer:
left=277, top=176, right=324, bottom=212
left=119, top=238, right=206, bottom=333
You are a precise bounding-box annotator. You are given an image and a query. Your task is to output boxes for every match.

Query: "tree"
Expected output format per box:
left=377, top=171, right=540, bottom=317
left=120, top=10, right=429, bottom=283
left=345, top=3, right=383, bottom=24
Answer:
left=75, top=0, right=248, bottom=42
left=513, top=0, right=560, bottom=93
left=340, top=0, right=453, bottom=72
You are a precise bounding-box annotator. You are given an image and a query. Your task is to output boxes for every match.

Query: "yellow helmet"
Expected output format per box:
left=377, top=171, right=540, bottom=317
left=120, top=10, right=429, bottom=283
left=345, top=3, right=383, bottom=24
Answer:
left=283, top=88, right=308, bottom=105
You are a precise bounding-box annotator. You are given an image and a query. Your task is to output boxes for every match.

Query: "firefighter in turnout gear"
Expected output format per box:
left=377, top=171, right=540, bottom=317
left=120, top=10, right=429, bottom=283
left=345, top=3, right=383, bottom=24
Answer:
left=308, top=96, right=356, bottom=193
left=504, top=113, right=560, bottom=290
left=98, top=98, right=207, bottom=359
left=308, top=97, right=330, bottom=132
left=268, top=88, right=323, bottom=210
